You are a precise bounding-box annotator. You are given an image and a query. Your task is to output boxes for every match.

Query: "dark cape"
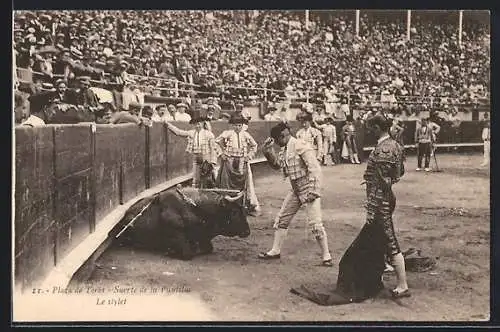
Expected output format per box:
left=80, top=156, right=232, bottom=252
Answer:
left=290, top=222, right=387, bottom=305
left=216, top=158, right=247, bottom=191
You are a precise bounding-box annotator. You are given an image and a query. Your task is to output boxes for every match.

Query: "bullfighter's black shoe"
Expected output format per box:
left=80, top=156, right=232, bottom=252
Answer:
left=258, top=252, right=280, bottom=259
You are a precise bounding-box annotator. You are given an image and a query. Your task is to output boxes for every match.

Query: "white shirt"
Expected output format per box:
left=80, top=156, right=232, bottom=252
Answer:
left=21, top=114, right=45, bottom=127
left=174, top=112, right=192, bottom=122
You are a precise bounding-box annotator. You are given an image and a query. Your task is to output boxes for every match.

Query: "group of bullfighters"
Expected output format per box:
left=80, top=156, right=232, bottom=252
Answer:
left=166, top=102, right=412, bottom=300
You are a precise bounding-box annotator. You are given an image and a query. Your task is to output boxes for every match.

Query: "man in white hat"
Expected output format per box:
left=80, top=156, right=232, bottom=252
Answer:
left=174, top=103, right=192, bottom=122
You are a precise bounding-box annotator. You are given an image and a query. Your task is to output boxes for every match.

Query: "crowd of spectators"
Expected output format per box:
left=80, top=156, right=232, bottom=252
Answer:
left=13, top=10, right=490, bottom=120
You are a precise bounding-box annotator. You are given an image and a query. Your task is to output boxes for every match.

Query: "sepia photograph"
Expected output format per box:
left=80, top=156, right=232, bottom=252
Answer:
left=12, top=9, right=490, bottom=323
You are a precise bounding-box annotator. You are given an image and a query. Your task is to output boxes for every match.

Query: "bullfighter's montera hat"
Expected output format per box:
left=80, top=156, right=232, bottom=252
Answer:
left=270, top=122, right=291, bottom=140
left=228, top=112, right=248, bottom=124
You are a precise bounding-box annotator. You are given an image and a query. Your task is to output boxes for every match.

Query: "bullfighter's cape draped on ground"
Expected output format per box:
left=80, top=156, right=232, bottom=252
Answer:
left=291, top=134, right=405, bottom=305
left=290, top=222, right=386, bottom=305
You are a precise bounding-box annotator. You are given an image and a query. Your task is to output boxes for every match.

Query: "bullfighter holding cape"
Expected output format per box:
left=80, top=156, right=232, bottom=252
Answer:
left=215, top=112, right=259, bottom=213
left=291, top=112, right=409, bottom=305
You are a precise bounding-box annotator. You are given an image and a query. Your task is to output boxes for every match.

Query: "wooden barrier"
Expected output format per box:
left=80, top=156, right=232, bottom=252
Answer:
left=13, top=120, right=486, bottom=291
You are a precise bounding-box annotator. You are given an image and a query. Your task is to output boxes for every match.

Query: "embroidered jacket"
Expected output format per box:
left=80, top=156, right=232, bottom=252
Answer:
left=363, top=135, right=404, bottom=216
left=215, top=129, right=257, bottom=159
left=263, top=137, right=322, bottom=204
left=168, top=125, right=217, bottom=164
left=296, top=127, right=323, bottom=160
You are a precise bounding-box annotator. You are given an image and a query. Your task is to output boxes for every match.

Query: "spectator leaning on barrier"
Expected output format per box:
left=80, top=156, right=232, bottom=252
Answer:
left=174, top=102, right=192, bottom=122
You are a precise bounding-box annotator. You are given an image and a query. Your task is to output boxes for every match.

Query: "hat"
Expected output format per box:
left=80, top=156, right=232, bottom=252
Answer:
left=176, top=102, right=188, bottom=109
left=189, top=109, right=207, bottom=124
left=228, top=112, right=247, bottom=124
left=346, top=114, right=354, bottom=122
left=78, top=76, right=91, bottom=83
left=41, top=83, right=55, bottom=91
left=129, top=101, right=143, bottom=109
left=270, top=122, right=291, bottom=140
left=235, top=103, right=244, bottom=110
left=55, top=79, right=67, bottom=86
left=296, top=112, right=313, bottom=122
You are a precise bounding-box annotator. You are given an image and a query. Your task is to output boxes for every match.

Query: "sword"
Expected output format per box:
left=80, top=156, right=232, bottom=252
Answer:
left=115, top=198, right=156, bottom=239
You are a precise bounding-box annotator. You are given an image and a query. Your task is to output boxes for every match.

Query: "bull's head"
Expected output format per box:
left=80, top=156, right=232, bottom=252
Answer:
left=219, top=191, right=250, bottom=238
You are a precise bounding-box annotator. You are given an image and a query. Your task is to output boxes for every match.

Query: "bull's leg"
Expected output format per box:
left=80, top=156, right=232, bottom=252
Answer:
left=198, top=238, right=214, bottom=255
left=175, top=234, right=195, bottom=260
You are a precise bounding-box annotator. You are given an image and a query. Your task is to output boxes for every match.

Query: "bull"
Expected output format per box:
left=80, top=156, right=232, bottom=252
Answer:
left=113, top=186, right=250, bottom=260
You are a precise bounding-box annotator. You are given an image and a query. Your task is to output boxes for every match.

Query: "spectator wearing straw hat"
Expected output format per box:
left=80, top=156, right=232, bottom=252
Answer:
left=165, top=108, right=218, bottom=188
left=264, top=104, right=281, bottom=121
left=174, top=102, right=192, bottom=122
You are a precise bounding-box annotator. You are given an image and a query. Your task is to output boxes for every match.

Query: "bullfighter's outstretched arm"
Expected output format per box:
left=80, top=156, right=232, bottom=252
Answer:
left=165, top=121, right=190, bottom=137
left=262, top=143, right=282, bottom=170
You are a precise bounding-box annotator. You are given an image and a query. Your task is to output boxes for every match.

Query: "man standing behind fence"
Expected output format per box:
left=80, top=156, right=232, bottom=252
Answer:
left=480, top=113, right=490, bottom=167
left=215, top=112, right=259, bottom=213
left=165, top=108, right=218, bottom=188
left=415, top=117, right=440, bottom=172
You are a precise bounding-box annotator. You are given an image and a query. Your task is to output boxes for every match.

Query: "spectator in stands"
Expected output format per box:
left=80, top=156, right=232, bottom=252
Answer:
left=174, top=103, right=192, bottom=122
left=264, top=104, right=281, bottom=121
left=52, top=79, right=76, bottom=104
left=13, top=10, right=489, bottom=116
left=74, top=76, right=100, bottom=109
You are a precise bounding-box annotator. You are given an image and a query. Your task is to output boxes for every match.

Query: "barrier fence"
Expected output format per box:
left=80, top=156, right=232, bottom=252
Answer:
left=14, top=120, right=485, bottom=291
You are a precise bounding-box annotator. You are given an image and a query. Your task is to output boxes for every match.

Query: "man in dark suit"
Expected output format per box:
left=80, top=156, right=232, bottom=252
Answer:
left=74, top=76, right=100, bottom=109
left=51, top=79, right=77, bottom=104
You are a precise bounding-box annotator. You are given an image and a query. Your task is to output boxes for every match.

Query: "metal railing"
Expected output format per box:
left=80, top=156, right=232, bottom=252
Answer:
left=15, top=66, right=490, bottom=109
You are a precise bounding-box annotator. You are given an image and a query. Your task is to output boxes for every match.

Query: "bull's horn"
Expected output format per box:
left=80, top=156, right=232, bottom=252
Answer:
left=224, top=191, right=244, bottom=202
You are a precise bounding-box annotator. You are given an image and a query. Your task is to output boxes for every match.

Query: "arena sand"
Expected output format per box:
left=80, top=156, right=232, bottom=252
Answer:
left=75, top=153, right=490, bottom=322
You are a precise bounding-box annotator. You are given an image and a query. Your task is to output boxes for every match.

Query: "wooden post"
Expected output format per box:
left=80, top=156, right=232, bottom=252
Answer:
left=407, top=10, right=411, bottom=41
left=145, top=125, right=151, bottom=189
left=458, top=10, right=463, bottom=47
left=89, top=123, right=96, bottom=233
left=355, top=10, right=360, bottom=37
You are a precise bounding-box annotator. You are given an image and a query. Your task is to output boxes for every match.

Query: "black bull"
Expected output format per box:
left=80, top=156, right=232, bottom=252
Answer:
left=113, top=187, right=250, bottom=260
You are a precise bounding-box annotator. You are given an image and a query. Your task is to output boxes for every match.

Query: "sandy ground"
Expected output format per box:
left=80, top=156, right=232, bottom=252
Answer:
left=80, top=153, right=489, bottom=322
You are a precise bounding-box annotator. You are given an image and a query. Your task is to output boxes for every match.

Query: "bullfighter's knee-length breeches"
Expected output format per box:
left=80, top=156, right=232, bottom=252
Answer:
left=273, top=191, right=327, bottom=239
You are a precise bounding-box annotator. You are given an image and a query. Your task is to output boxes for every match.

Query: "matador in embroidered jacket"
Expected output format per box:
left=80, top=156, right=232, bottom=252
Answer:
left=257, top=122, right=333, bottom=267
